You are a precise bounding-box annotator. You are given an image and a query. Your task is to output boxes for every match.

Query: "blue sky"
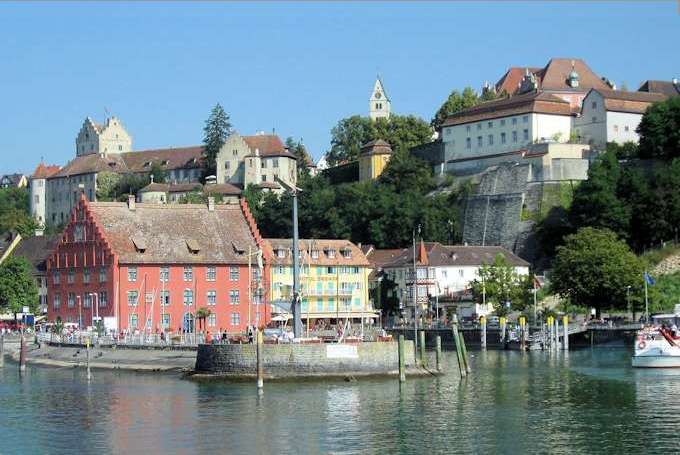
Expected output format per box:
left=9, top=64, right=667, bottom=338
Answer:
left=0, top=1, right=678, bottom=174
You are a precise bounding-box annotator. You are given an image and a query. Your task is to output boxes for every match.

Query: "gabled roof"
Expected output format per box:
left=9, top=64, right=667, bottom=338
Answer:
left=495, top=67, right=542, bottom=96
left=13, top=235, right=59, bottom=273
left=533, top=58, right=608, bottom=92
left=204, top=183, right=242, bottom=196
left=265, top=238, right=370, bottom=267
left=87, top=200, right=259, bottom=264
left=243, top=135, right=295, bottom=158
left=31, top=163, right=61, bottom=179
left=442, top=91, right=571, bottom=127
left=589, top=88, right=667, bottom=114
left=383, top=242, right=529, bottom=268
left=122, top=146, right=205, bottom=172
left=52, top=154, right=128, bottom=178
left=638, top=80, right=680, bottom=97
left=365, top=247, right=401, bottom=268
left=361, top=139, right=393, bottom=155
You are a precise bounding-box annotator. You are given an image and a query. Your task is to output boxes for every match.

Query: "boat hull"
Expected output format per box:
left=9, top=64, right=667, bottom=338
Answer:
left=632, top=355, right=680, bottom=368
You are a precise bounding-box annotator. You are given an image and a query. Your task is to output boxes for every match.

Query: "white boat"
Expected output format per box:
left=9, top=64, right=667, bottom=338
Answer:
left=632, top=308, right=680, bottom=368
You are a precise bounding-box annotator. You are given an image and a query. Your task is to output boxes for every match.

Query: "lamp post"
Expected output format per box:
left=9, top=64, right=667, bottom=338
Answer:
left=247, top=247, right=264, bottom=332
left=89, top=292, right=99, bottom=328
left=77, top=295, right=82, bottom=331
left=412, top=224, right=421, bottom=362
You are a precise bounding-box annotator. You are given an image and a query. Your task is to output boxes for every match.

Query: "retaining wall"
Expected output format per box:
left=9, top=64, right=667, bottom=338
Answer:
left=195, top=341, right=415, bottom=378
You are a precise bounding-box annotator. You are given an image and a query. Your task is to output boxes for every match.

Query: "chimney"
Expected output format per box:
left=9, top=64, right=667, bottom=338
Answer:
left=128, top=194, right=136, bottom=211
left=207, top=196, right=215, bottom=211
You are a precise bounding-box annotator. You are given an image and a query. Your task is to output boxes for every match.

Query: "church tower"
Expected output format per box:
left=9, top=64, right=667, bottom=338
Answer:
left=369, top=76, right=391, bottom=121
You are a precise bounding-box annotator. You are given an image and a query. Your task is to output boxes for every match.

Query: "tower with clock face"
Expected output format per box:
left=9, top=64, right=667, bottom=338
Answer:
left=369, top=76, right=391, bottom=121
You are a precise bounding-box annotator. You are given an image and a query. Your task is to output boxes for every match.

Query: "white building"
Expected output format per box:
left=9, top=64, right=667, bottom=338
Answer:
left=28, top=163, right=60, bottom=225
left=381, top=242, right=529, bottom=319
left=573, top=89, right=668, bottom=149
left=369, top=77, right=391, bottom=121
left=75, top=116, right=132, bottom=157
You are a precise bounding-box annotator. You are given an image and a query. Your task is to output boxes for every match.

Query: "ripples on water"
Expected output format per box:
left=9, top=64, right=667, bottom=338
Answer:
left=1, top=349, right=677, bottom=454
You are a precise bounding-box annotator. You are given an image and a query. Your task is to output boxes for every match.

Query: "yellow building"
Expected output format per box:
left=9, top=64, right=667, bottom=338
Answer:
left=265, top=238, right=377, bottom=323
left=358, top=140, right=393, bottom=182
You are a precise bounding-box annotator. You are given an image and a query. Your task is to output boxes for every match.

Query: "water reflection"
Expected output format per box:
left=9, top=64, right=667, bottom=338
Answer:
left=2, top=350, right=680, bottom=454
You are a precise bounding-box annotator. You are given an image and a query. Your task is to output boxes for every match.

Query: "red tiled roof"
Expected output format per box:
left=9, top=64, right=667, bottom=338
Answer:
left=533, top=58, right=608, bottom=92
left=638, top=80, right=680, bottom=97
left=495, top=67, right=542, bottom=96
left=243, top=135, right=295, bottom=158
left=591, top=89, right=668, bottom=114
left=384, top=242, right=529, bottom=268
left=122, top=146, right=205, bottom=172
left=265, top=238, right=370, bottom=267
left=53, top=154, right=128, bottom=178
left=204, top=183, right=242, bottom=196
left=31, top=163, right=61, bottom=179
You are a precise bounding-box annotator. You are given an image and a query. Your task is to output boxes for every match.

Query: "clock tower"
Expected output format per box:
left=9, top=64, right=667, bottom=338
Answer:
left=369, top=76, right=391, bottom=121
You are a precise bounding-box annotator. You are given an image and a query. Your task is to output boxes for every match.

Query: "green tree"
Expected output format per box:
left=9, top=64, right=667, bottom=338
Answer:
left=195, top=307, right=212, bottom=336
left=551, top=227, right=643, bottom=314
left=178, top=190, right=209, bottom=204
left=637, top=96, right=680, bottom=160
left=371, top=275, right=400, bottom=318
left=469, top=254, right=528, bottom=316
left=149, top=161, right=168, bottom=183
left=203, top=103, right=232, bottom=174
left=286, top=137, right=314, bottom=177
left=96, top=171, right=122, bottom=201
left=431, top=87, right=479, bottom=130
left=0, top=187, right=38, bottom=235
left=0, top=256, right=39, bottom=313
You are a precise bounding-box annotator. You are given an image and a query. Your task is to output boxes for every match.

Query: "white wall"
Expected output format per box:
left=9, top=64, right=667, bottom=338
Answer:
left=606, top=111, right=643, bottom=145
left=30, top=178, right=46, bottom=224
left=46, top=173, right=97, bottom=225
left=573, top=91, right=607, bottom=148
left=75, top=117, right=132, bottom=157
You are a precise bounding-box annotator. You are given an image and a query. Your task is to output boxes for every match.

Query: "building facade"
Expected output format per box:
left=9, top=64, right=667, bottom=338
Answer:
left=369, top=77, right=391, bottom=121
left=29, top=163, right=61, bottom=225
left=358, top=140, right=393, bottom=181
left=47, top=194, right=270, bottom=334
left=265, top=239, right=377, bottom=323
left=75, top=116, right=132, bottom=157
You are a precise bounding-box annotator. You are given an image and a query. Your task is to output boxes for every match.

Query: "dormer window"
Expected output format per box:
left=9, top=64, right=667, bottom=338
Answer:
left=341, top=249, right=352, bottom=259
left=327, top=249, right=336, bottom=259
left=311, top=249, right=319, bottom=259
left=161, top=160, right=169, bottom=166
left=143, top=161, right=152, bottom=168
left=276, top=249, right=286, bottom=258
left=131, top=236, right=147, bottom=253
left=186, top=239, right=200, bottom=254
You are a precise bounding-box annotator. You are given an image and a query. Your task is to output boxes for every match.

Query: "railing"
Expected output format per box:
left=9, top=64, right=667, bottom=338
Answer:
left=36, top=332, right=206, bottom=347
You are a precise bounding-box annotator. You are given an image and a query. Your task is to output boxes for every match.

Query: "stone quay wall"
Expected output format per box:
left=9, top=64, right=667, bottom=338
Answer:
left=195, top=341, right=415, bottom=378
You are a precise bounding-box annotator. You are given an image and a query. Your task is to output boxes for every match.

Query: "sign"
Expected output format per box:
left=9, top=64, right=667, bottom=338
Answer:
left=22, top=306, right=29, bottom=314
left=326, top=344, right=358, bottom=359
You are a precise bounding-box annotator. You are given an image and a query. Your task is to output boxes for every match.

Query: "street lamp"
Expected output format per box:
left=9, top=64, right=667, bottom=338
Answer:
left=247, top=247, right=264, bottom=331
left=88, top=292, right=99, bottom=328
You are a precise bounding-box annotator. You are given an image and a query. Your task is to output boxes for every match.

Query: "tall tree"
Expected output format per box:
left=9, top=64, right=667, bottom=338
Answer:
left=637, top=96, right=680, bottom=160
left=469, top=254, right=529, bottom=316
left=0, top=188, right=37, bottom=236
left=551, top=227, right=643, bottom=314
left=431, top=87, right=479, bottom=130
left=203, top=103, right=232, bottom=175
left=0, top=256, right=39, bottom=313
left=286, top=137, right=314, bottom=177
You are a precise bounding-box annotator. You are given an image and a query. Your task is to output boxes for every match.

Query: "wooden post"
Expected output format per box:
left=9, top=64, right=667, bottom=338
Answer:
left=398, top=334, right=406, bottom=382
left=19, top=334, right=27, bottom=372
left=419, top=330, right=426, bottom=367
left=459, top=329, right=471, bottom=373
left=0, top=334, right=4, bottom=368
left=480, top=316, right=487, bottom=350
left=519, top=316, right=526, bottom=351
left=563, top=316, right=569, bottom=351
left=435, top=335, right=442, bottom=372
left=451, top=316, right=466, bottom=378
left=256, top=329, right=264, bottom=390
left=500, top=317, right=507, bottom=344
left=86, top=337, right=92, bottom=381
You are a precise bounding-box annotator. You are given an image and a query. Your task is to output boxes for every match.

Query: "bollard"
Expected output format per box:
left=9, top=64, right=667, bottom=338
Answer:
left=563, top=316, right=569, bottom=351
left=256, top=329, right=264, bottom=390
left=435, top=335, right=442, bottom=372
left=519, top=316, right=526, bottom=351
left=500, top=317, right=507, bottom=344
left=19, top=334, right=27, bottom=372
left=419, top=330, right=426, bottom=367
left=398, top=334, right=406, bottom=382
left=451, top=317, right=466, bottom=378
left=480, top=316, right=487, bottom=350
left=86, top=337, right=92, bottom=381
left=459, top=329, right=471, bottom=373
left=0, top=334, right=4, bottom=368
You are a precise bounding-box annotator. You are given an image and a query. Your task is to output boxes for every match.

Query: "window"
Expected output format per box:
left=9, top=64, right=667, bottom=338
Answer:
left=276, top=249, right=286, bottom=258
left=501, top=132, right=506, bottom=144
left=328, top=297, right=335, bottom=311
left=230, top=266, right=239, bottom=281
left=512, top=117, right=517, bottom=125
left=183, top=266, right=193, bottom=281
left=352, top=267, right=359, bottom=274
left=477, top=136, right=483, bottom=147
left=523, top=115, right=528, bottom=123
left=230, top=312, right=240, bottom=326
left=128, top=267, right=137, bottom=282
left=459, top=269, right=464, bottom=277
left=53, top=294, right=61, bottom=309
left=118, top=145, right=123, bottom=151
left=311, top=249, right=319, bottom=259
left=53, top=271, right=60, bottom=285
left=591, top=101, right=597, bottom=109
left=83, top=268, right=90, bottom=284
left=160, top=290, right=170, bottom=306
left=488, top=134, right=494, bottom=146
left=145, top=292, right=153, bottom=304
left=206, top=266, right=216, bottom=281
left=232, top=149, right=238, bottom=156
left=613, top=125, right=619, bottom=132
left=341, top=249, right=352, bottom=259
left=592, top=116, right=597, bottom=123
left=230, top=290, right=240, bottom=304
left=127, top=291, right=138, bottom=306
left=500, top=119, right=506, bottom=126
left=273, top=158, right=279, bottom=168
left=129, top=314, right=138, bottom=329
left=262, top=160, right=267, bottom=169
left=183, top=290, right=193, bottom=306
left=207, top=290, right=216, bottom=305
left=160, top=266, right=169, bottom=282
left=224, top=161, right=230, bottom=170
left=261, top=175, right=267, bottom=182
left=477, top=123, right=482, bottom=131
left=523, top=129, right=529, bottom=141
left=624, top=126, right=630, bottom=132
left=161, top=314, right=170, bottom=328
left=68, top=292, right=76, bottom=308
left=208, top=314, right=216, bottom=327
left=99, top=268, right=107, bottom=282
left=487, top=121, right=493, bottom=129
left=327, top=266, right=336, bottom=275
left=466, top=125, right=471, bottom=132
left=512, top=131, right=518, bottom=143
left=99, top=291, right=107, bottom=307
left=84, top=293, right=92, bottom=308
left=466, top=138, right=471, bottom=149
left=68, top=269, right=75, bottom=284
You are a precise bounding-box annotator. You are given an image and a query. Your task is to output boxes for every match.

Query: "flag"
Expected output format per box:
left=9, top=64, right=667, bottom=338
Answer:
left=644, top=272, right=656, bottom=286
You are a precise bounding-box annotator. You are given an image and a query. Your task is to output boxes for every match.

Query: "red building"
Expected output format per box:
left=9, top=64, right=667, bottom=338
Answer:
left=47, top=194, right=270, bottom=335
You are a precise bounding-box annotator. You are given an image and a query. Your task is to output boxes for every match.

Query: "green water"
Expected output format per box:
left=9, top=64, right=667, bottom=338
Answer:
left=0, top=349, right=676, bottom=454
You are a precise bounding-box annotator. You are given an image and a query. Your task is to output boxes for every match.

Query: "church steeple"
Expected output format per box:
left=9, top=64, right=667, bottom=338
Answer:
left=369, top=76, right=391, bottom=121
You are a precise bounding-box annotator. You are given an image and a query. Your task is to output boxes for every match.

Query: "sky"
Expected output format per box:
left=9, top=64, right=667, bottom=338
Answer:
left=0, top=1, right=678, bottom=174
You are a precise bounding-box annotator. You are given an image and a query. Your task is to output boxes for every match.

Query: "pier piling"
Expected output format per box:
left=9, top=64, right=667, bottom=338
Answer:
left=480, top=316, right=487, bottom=350
left=19, top=334, right=26, bottom=372
left=398, top=334, right=406, bottom=382
left=435, top=335, right=442, bottom=372
left=256, top=329, right=264, bottom=390
left=452, top=317, right=466, bottom=378
left=500, top=317, right=507, bottom=345
left=86, top=338, right=92, bottom=381
left=418, top=330, right=426, bottom=367
left=563, top=316, right=569, bottom=351
left=459, top=330, right=471, bottom=373
left=0, top=334, right=4, bottom=368
left=519, top=316, right=526, bottom=351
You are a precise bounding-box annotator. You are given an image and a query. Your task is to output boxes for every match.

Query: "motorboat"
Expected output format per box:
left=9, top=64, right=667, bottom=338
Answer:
left=632, top=308, right=680, bottom=368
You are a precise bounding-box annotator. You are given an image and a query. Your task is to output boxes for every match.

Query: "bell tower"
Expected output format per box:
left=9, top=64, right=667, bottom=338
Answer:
left=369, top=76, right=391, bottom=121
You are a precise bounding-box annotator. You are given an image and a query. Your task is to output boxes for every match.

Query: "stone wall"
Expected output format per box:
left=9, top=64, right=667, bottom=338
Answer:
left=195, top=341, right=415, bottom=378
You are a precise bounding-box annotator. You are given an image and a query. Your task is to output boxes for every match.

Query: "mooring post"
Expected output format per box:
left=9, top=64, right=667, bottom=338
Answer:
left=86, top=337, right=92, bottom=381
left=256, top=329, right=264, bottom=390
left=500, top=317, right=507, bottom=344
left=480, top=316, right=487, bottom=350
left=563, top=316, right=569, bottom=351
left=435, top=335, right=442, bottom=372
left=459, top=329, right=471, bottom=373
left=398, top=334, right=406, bottom=382
left=419, top=330, right=426, bottom=367
left=519, top=316, right=526, bottom=351
left=547, top=316, right=553, bottom=351
left=19, top=333, right=27, bottom=372
left=452, top=316, right=466, bottom=378
left=555, top=319, right=560, bottom=351
left=0, top=334, right=4, bottom=368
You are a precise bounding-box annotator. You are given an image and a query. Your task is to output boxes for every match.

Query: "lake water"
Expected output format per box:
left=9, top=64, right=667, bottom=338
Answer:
left=1, top=349, right=678, bottom=454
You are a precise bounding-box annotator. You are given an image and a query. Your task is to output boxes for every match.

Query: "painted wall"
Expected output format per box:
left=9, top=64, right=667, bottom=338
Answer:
left=75, top=117, right=132, bottom=157
left=30, top=178, right=47, bottom=224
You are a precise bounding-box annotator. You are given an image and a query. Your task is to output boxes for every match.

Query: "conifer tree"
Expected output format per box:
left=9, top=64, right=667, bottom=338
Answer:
left=202, top=103, right=232, bottom=175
